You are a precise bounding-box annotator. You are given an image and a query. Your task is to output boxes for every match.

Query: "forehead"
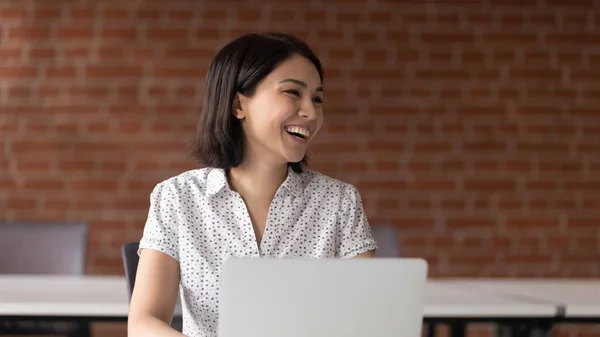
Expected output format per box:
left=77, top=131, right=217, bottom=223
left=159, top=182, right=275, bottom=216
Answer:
left=264, top=54, right=322, bottom=90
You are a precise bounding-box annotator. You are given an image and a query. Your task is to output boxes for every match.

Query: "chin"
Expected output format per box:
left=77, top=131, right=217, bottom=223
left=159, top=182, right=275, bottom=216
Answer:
left=283, top=152, right=306, bottom=164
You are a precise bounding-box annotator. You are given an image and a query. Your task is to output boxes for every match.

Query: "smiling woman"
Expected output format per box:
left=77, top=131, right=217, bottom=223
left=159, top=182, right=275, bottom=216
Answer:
left=127, top=32, right=378, bottom=337
left=192, top=33, right=325, bottom=174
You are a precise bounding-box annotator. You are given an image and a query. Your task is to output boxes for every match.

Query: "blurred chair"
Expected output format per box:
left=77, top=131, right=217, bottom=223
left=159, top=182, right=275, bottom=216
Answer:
left=371, top=225, right=401, bottom=258
left=121, top=242, right=183, bottom=332
left=0, top=222, right=90, bottom=337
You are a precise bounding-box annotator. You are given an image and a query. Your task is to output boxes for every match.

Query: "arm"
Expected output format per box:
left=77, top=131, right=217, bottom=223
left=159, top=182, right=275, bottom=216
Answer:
left=128, top=249, right=184, bottom=337
left=337, top=184, right=378, bottom=258
left=128, top=182, right=185, bottom=337
left=354, top=250, right=375, bottom=258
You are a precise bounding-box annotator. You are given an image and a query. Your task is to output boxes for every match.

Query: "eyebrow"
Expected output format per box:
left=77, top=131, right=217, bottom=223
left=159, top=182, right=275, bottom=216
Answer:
left=279, top=78, right=324, bottom=92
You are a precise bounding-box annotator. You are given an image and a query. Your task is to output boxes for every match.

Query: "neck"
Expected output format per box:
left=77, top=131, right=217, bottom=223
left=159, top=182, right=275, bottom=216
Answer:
left=227, top=160, right=288, bottom=201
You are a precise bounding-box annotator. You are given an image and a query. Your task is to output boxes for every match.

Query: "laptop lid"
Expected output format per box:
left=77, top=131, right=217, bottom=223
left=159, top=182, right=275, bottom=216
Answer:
left=218, top=257, right=428, bottom=337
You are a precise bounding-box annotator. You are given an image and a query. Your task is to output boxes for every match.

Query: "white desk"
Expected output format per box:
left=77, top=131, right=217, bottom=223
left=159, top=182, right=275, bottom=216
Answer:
left=0, top=275, right=560, bottom=319
left=0, top=275, right=129, bottom=318
left=424, top=280, right=557, bottom=318
left=0, top=275, right=597, bottom=337
left=442, top=279, right=600, bottom=319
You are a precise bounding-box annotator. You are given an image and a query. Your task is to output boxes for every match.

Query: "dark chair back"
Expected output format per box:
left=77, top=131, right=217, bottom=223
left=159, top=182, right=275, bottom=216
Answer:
left=371, top=225, right=400, bottom=257
left=0, top=222, right=88, bottom=274
left=121, top=241, right=140, bottom=300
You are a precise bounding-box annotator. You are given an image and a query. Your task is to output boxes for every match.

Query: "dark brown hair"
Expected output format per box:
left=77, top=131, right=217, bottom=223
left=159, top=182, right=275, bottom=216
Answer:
left=190, top=32, right=323, bottom=173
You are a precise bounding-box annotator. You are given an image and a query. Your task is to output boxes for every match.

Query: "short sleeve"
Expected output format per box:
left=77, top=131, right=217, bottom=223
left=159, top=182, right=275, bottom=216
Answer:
left=138, top=181, right=180, bottom=262
left=336, top=184, right=378, bottom=258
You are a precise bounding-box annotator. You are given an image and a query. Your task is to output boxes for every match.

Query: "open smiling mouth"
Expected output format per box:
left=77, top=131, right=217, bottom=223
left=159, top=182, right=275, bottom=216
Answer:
left=284, top=126, right=310, bottom=140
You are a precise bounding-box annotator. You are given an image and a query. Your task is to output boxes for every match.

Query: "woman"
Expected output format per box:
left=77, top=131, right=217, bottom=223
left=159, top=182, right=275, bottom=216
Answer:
left=128, top=32, right=378, bottom=337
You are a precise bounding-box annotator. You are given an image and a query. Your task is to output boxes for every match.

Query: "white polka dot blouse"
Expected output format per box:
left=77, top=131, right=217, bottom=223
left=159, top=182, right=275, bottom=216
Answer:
left=138, top=166, right=378, bottom=337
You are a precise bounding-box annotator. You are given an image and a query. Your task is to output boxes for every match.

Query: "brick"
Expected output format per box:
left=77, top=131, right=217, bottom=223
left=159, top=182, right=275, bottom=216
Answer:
left=445, top=217, right=495, bottom=229
left=505, top=217, right=560, bottom=230
left=421, top=32, right=475, bottom=44
left=8, top=87, right=32, bottom=98
left=11, top=141, right=70, bottom=153
left=0, top=48, right=22, bottom=60
left=101, top=161, right=127, bottom=172
left=30, top=48, right=55, bottom=59
left=59, top=160, right=94, bottom=171
left=16, top=160, right=52, bottom=172
left=416, top=69, right=469, bottom=79
left=7, top=198, right=37, bottom=210
left=72, top=180, right=119, bottom=191
left=465, top=179, right=516, bottom=191
left=568, top=218, right=600, bottom=229
left=45, top=105, right=99, bottom=115
left=526, top=181, right=557, bottom=190
left=483, top=32, right=537, bottom=44
left=69, top=8, right=94, bottom=20
left=499, top=13, right=525, bottom=25
left=392, top=217, right=436, bottom=230
left=168, top=10, right=194, bottom=21
left=350, top=69, right=405, bottom=79
left=86, top=66, right=143, bottom=78
left=464, top=142, right=507, bottom=151
left=136, top=9, right=161, bottom=21
left=414, top=142, right=453, bottom=153
left=196, top=29, right=220, bottom=40
left=0, top=8, right=27, bottom=19
left=473, top=160, right=501, bottom=170
left=57, top=27, right=94, bottom=39
left=46, top=66, right=78, bottom=78
left=0, top=67, right=38, bottom=78
left=516, top=142, right=570, bottom=153
left=146, top=28, right=189, bottom=40
left=547, top=33, right=600, bottom=44
left=98, top=48, right=124, bottom=59
left=8, top=27, right=49, bottom=40
left=24, top=179, right=64, bottom=190
left=441, top=199, right=466, bottom=210
left=64, top=48, right=90, bottom=59
left=68, top=86, right=110, bottom=98
left=413, top=180, right=455, bottom=191
left=456, top=106, right=505, bottom=115
left=103, top=8, right=129, bottom=20
left=163, top=48, right=214, bottom=59
left=44, top=199, right=70, bottom=211
left=102, top=28, right=137, bottom=40
left=153, top=67, right=206, bottom=78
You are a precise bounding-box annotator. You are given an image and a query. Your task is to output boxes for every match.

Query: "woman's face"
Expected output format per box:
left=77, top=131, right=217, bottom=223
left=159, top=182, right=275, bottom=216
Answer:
left=235, top=54, right=324, bottom=167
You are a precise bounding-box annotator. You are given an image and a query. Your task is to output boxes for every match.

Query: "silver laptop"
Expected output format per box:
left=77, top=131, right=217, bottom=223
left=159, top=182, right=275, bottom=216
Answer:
left=218, top=257, right=428, bottom=337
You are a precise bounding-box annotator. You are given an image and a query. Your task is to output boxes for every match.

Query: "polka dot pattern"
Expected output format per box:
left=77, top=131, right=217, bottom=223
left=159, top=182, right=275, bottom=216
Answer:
left=138, top=167, right=378, bottom=337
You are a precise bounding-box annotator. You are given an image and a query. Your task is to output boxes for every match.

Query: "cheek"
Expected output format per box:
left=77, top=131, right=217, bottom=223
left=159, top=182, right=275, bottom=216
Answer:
left=249, top=96, right=290, bottom=130
left=271, top=100, right=299, bottom=125
left=315, top=111, right=324, bottom=133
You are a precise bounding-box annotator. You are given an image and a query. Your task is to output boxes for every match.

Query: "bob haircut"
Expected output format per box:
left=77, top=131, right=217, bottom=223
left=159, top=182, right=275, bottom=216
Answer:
left=190, top=32, right=324, bottom=174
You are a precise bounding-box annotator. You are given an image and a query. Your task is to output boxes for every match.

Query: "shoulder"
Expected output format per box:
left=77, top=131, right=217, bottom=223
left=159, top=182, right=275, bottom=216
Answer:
left=300, top=170, right=361, bottom=200
left=150, top=167, right=215, bottom=199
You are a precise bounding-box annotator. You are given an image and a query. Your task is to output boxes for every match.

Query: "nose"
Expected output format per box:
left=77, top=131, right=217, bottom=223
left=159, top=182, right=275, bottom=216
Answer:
left=299, top=99, right=317, bottom=120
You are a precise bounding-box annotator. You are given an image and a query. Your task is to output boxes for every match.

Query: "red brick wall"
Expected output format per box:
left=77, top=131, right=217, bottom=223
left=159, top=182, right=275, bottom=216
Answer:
left=2, top=1, right=599, bottom=336
left=2, top=0, right=599, bottom=279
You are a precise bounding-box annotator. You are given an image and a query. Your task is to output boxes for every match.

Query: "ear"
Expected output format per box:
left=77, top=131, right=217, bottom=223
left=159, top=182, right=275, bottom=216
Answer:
left=232, top=93, right=249, bottom=120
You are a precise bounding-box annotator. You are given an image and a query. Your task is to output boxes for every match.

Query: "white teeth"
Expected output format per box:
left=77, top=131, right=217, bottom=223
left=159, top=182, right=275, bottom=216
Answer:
left=284, top=126, right=310, bottom=138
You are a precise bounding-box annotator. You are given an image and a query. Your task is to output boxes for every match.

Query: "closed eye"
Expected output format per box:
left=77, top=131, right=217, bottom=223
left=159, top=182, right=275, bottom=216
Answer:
left=284, top=89, right=301, bottom=97
left=285, top=89, right=323, bottom=104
